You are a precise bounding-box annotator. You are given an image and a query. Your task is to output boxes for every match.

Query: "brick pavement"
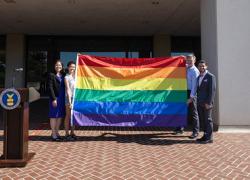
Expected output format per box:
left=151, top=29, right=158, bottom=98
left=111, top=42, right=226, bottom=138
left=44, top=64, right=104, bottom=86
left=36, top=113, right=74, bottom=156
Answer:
left=0, top=128, right=250, bottom=180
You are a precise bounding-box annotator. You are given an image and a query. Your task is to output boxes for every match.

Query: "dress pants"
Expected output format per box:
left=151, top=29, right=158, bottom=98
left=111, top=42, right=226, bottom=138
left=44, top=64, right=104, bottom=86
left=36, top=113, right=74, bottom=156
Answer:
left=197, top=105, right=213, bottom=140
left=189, top=96, right=199, bottom=134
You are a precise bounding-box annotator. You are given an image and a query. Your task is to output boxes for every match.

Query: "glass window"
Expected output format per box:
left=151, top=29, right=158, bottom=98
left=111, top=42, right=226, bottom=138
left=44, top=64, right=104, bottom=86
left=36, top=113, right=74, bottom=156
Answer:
left=128, top=52, right=139, bottom=58
left=171, top=52, right=192, bottom=56
left=0, top=36, right=5, bottom=88
left=82, top=52, right=126, bottom=58
left=27, top=51, right=48, bottom=95
left=0, top=50, right=5, bottom=88
left=171, top=36, right=201, bottom=60
left=60, top=51, right=139, bottom=66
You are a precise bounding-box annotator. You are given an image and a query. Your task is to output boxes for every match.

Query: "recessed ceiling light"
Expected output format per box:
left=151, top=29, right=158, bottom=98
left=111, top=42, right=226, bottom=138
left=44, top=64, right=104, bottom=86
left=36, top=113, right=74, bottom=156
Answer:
left=3, top=0, right=16, bottom=3
left=67, top=0, right=77, bottom=4
left=152, top=1, right=160, bottom=5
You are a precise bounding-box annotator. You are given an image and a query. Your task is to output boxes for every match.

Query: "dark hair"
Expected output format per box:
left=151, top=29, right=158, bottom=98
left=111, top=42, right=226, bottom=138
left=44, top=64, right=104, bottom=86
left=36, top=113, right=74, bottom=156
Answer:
left=199, top=60, right=207, bottom=65
left=55, top=60, right=64, bottom=67
left=67, top=60, right=75, bottom=67
left=54, top=60, right=65, bottom=75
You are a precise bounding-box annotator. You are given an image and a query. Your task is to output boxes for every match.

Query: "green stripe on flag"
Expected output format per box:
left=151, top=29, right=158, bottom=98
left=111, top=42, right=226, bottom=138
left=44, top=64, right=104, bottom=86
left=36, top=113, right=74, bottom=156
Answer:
left=74, top=89, right=187, bottom=103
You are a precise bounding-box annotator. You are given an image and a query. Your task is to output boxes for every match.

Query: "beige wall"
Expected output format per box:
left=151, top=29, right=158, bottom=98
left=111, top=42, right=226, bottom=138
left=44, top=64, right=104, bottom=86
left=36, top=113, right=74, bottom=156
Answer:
left=153, top=34, right=171, bottom=57
left=200, top=0, right=219, bottom=126
left=201, top=0, right=250, bottom=127
left=5, top=34, right=26, bottom=88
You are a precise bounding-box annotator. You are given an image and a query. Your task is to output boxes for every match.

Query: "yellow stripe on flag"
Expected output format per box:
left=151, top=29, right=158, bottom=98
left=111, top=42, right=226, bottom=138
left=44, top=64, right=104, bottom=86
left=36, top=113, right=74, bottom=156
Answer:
left=76, top=77, right=187, bottom=91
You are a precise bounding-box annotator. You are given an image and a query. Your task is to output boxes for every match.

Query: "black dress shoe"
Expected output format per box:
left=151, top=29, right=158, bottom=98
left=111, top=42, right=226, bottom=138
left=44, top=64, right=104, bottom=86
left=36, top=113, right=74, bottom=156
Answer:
left=189, top=133, right=199, bottom=139
left=56, top=135, right=62, bottom=140
left=71, top=134, right=77, bottom=140
left=198, top=139, right=213, bottom=144
left=64, top=135, right=73, bottom=141
left=196, top=136, right=206, bottom=142
left=51, top=136, right=61, bottom=142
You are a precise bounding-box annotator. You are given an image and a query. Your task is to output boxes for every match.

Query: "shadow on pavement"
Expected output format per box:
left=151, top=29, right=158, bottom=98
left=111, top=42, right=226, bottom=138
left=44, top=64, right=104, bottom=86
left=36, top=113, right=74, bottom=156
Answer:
left=27, top=132, right=195, bottom=146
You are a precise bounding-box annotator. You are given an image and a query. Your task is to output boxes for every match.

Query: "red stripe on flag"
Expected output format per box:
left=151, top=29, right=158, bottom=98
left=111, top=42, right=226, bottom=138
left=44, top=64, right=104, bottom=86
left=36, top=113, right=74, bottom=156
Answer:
left=78, top=55, right=185, bottom=68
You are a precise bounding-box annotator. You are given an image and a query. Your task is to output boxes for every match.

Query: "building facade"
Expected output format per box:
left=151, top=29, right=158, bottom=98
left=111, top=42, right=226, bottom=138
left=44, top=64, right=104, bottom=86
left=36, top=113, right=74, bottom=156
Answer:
left=0, top=0, right=250, bottom=129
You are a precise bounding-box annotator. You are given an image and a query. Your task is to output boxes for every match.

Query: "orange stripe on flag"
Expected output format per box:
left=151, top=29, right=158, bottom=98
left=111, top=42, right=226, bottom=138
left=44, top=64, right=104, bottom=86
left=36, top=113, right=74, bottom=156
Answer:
left=77, top=65, right=186, bottom=79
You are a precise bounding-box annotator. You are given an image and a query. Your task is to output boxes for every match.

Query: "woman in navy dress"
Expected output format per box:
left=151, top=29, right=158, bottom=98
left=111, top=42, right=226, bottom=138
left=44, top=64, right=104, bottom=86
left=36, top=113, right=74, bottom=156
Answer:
left=48, top=60, right=66, bottom=141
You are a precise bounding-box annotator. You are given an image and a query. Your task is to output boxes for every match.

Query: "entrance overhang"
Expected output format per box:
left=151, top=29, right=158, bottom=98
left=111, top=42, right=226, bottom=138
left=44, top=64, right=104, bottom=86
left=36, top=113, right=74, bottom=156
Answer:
left=0, top=0, right=200, bottom=36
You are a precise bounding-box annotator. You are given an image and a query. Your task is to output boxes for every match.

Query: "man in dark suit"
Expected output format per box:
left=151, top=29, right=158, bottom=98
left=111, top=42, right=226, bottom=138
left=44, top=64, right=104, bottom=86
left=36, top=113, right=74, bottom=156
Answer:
left=196, top=60, right=216, bottom=144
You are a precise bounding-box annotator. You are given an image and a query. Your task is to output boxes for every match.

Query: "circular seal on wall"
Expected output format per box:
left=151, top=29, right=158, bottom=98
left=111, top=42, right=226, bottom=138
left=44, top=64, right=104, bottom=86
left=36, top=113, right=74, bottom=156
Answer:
left=0, top=88, right=21, bottom=110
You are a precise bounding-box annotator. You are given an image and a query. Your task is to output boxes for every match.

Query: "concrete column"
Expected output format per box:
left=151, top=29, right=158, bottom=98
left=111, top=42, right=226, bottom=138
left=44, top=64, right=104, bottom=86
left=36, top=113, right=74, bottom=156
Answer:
left=5, top=34, right=26, bottom=88
left=153, top=34, right=171, bottom=57
left=201, top=0, right=250, bottom=129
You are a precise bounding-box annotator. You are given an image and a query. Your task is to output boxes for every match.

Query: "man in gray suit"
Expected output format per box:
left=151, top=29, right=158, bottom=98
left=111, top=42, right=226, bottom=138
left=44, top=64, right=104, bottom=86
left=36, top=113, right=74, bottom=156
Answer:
left=196, top=60, right=216, bottom=144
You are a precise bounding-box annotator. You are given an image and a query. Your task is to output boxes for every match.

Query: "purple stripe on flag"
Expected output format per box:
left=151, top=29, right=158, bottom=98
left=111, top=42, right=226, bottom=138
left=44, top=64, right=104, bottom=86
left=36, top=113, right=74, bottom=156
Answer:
left=72, top=110, right=187, bottom=127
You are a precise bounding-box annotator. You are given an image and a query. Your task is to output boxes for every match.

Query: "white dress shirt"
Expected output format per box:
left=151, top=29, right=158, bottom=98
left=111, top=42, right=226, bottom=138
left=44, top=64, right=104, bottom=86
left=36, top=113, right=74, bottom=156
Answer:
left=187, top=65, right=199, bottom=98
left=199, top=70, right=208, bottom=86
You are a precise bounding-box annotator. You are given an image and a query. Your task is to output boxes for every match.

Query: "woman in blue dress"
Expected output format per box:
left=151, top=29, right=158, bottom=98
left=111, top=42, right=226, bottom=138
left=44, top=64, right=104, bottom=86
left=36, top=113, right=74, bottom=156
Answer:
left=48, top=60, right=66, bottom=141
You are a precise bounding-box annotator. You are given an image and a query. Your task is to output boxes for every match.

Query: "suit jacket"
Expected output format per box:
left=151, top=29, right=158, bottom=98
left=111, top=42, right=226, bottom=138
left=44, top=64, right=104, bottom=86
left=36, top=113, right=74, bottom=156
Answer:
left=47, top=73, right=64, bottom=100
left=196, top=71, right=216, bottom=106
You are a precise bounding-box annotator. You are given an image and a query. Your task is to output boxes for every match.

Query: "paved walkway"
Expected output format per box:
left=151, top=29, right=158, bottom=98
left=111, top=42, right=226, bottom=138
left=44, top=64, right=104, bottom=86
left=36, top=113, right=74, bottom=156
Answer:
left=0, top=128, right=250, bottom=179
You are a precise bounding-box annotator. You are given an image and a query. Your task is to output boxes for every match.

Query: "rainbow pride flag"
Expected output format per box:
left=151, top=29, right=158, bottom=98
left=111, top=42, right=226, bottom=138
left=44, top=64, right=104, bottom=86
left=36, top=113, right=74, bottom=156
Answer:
left=72, top=54, right=187, bottom=127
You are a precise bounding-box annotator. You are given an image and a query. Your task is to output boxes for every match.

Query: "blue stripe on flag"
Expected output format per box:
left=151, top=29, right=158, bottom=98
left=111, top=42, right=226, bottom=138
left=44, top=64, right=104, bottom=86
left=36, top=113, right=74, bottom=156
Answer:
left=73, top=101, right=187, bottom=115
